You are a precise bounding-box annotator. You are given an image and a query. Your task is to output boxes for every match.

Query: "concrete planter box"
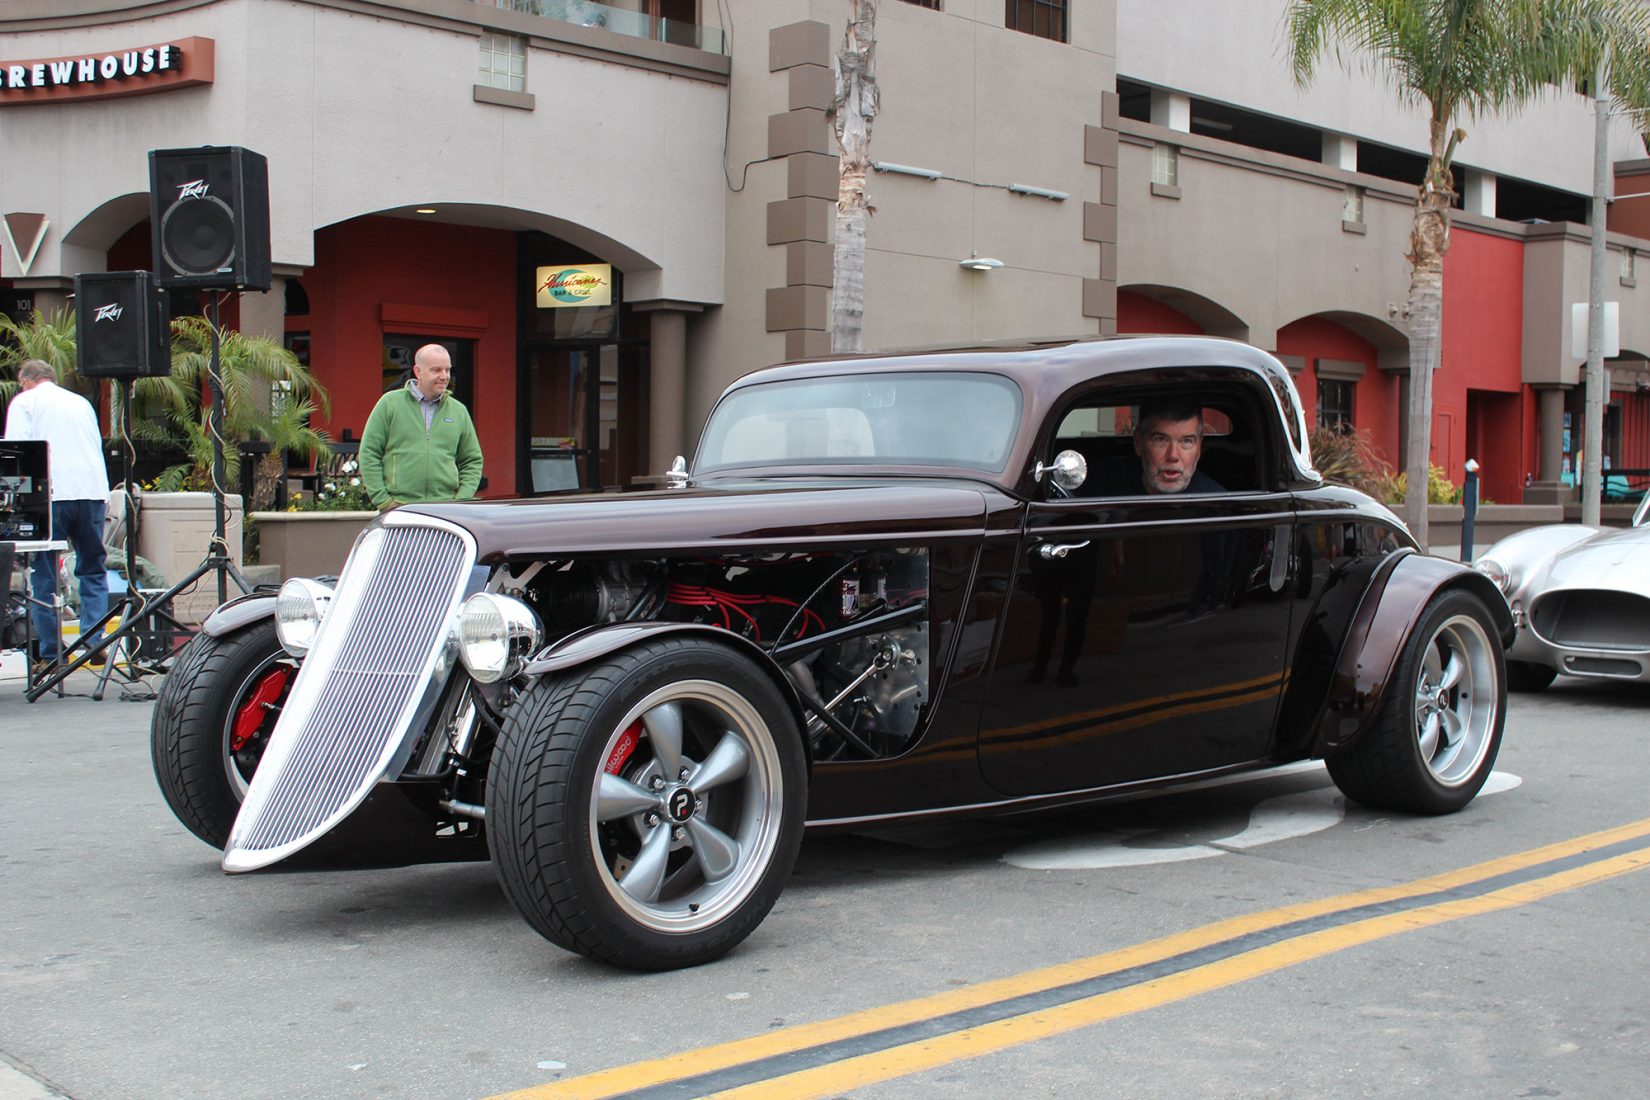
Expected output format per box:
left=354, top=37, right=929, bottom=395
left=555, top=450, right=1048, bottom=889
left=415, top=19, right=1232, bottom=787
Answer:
left=250, top=511, right=375, bottom=582
left=138, top=492, right=244, bottom=625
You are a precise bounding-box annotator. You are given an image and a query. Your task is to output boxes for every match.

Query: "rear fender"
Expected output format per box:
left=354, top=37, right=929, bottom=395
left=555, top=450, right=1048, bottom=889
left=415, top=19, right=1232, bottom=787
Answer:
left=1313, top=551, right=1512, bottom=756
left=201, top=594, right=277, bottom=638
left=522, top=622, right=813, bottom=768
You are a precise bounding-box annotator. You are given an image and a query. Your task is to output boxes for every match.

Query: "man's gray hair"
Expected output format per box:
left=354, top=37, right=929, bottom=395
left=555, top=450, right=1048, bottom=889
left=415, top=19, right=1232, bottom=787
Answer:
left=17, top=359, right=57, bottom=384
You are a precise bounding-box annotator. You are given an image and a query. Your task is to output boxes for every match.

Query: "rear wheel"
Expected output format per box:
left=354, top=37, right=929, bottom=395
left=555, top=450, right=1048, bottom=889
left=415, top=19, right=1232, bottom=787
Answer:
left=1328, top=590, right=1505, bottom=815
left=1506, top=659, right=1557, bottom=693
left=487, top=636, right=805, bottom=970
left=150, top=620, right=295, bottom=848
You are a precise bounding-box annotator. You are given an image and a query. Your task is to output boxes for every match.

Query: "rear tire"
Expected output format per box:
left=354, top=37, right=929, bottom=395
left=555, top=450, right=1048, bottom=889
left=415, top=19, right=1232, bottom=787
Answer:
left=1506, top=659, right=1557, bottom=693
left=487, top=636, right=806, bottom=970
left=150, top=620, right=296, bottom=848
left=1328, top=590, right=1506, bottom=815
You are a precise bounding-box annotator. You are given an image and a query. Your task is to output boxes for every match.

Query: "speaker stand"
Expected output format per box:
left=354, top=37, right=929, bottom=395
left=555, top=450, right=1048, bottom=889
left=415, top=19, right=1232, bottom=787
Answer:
left=26, top=309, right=252, bottom=703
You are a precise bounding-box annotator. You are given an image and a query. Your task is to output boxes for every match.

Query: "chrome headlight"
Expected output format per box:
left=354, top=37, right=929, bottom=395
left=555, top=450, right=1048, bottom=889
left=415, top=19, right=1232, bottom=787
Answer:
left=274, top=577, right=335, bottom=656
left=458, top=593, right=542, bottom=683
left=1473, top=557, right=1512, bottom=595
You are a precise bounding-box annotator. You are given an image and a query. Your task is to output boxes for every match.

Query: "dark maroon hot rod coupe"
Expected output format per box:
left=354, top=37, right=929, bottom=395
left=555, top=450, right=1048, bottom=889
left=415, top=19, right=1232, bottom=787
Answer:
left=151, top=336, right=1511, bottom=970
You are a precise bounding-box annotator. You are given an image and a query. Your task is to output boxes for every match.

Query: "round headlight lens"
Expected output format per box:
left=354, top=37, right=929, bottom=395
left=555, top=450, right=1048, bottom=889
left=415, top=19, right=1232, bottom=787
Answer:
left=458, top=593, right=542, bottom=683
left=275, top=577, right=334, bottom=656
left=1473, top=557, right=1511, bottom=595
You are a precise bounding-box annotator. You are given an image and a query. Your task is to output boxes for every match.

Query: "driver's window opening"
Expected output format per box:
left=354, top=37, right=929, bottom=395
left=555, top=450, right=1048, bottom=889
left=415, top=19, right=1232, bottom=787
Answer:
left=1049, top=392, right=1259, bottom=497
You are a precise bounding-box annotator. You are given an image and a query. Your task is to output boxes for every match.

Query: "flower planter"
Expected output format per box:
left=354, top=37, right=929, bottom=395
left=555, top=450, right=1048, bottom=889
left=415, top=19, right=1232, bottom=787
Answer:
left=137, top=491, right=245, bottom=625
left=249, top=511, right=376, bottom=581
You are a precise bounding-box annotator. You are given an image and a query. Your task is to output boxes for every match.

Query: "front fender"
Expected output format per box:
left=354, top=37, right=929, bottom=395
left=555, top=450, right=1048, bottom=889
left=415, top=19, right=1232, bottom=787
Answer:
left=523, top=623, right=813, bottom=767
left=1313, top=551, right=1512, bottom=756
left=201, top=593, right=278, bottom=638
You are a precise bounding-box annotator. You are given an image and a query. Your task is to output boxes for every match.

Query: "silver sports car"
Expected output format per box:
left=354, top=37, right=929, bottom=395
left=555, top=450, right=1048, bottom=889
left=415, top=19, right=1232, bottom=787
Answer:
left=1475, top=493, right=1650, bottom=690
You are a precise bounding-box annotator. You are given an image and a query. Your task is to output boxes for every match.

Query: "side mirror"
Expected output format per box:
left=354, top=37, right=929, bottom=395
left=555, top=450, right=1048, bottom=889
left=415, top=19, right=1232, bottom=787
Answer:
left=666, top=455, right=690, bottom=488
left=1034, top=449, right=1088, bottom=495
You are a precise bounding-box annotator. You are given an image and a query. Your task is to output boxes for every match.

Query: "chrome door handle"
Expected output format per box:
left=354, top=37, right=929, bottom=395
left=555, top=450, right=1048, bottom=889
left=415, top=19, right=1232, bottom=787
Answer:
left=1036, top=539, right=1091, bottom=560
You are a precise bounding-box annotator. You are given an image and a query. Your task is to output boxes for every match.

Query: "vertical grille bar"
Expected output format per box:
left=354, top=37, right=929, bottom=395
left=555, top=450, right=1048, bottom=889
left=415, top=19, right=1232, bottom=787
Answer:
left=224, top=519, right=474, bottom=869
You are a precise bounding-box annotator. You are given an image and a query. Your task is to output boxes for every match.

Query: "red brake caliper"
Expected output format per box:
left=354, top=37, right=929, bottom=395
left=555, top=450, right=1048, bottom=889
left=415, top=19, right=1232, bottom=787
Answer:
left=231, top=666, right=293, bottom=752
left=604, top=720, right=643, bottom=775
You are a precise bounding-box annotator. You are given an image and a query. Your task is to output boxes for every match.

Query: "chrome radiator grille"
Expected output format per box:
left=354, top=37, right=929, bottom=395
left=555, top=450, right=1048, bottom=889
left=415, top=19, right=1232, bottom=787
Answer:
left=1531, top=590, right=1650, bottom=649
left=223, top=517, right=474, bottom=872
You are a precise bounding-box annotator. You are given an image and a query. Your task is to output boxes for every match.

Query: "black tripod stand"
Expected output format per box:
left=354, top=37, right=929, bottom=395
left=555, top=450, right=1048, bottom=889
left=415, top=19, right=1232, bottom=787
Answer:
left=27, top=298, right=251, bottom=702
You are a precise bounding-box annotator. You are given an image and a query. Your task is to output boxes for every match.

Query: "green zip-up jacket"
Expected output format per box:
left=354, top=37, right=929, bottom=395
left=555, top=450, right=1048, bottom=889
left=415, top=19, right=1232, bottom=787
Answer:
left=358, top=383, right=484, bottom=507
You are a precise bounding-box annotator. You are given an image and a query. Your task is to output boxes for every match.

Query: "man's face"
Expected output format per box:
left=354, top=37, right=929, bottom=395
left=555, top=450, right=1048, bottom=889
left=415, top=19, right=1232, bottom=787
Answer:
left=1135, top=414, right=1203, bottom=494
left=413, top=349, right=453, bottom=399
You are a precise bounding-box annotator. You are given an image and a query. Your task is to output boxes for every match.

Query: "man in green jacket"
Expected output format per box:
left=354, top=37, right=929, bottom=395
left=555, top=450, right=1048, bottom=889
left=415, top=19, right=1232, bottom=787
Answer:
left=359, top=344, right=484, bottom=509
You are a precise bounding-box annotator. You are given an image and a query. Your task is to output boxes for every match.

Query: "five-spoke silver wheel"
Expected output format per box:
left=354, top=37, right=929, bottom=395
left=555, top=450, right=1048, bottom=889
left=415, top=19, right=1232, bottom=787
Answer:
left=592, top=681, right=786, bottom=934
left=1327, top=589, right=1506, bottom=815
left=488, top=635, right=806, bottom=969
left=1410, top=614, right=1497, bottom=787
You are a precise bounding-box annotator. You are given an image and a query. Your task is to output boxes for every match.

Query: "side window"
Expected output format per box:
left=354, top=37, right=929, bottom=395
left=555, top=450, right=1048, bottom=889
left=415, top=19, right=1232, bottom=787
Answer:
left=1047, top=389, right=1264, bottom=498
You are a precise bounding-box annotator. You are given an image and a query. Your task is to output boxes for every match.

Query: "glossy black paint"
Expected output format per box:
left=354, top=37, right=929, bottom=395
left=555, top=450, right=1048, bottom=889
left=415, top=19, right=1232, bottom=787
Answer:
left=390, top=337, right=1489, bottom=830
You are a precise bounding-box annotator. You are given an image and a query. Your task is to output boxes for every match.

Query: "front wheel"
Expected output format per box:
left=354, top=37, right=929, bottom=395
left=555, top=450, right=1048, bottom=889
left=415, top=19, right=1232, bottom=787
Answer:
left=487, top=636, right=806, bottom=970
left=150, top=619, right=296, bottom=848
left=1328, top=589, right=1506, bottom=815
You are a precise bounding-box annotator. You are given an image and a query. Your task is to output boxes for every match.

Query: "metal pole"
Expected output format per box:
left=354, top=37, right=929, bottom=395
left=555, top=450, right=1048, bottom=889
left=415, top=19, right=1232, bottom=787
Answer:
left=1584, top=52, right=1609, bottom=528
left=1461, top=458, right=1480, bottom=563
left=207, top=294, right=229, bottom=605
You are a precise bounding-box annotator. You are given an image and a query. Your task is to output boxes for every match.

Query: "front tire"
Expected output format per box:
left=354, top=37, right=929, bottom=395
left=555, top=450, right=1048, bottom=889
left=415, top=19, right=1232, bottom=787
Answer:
left=486, top=636, right=806, bottom=970
left=1328, top=590, right=1506, bottom=815
left=150, top=620, right=296, bottom=848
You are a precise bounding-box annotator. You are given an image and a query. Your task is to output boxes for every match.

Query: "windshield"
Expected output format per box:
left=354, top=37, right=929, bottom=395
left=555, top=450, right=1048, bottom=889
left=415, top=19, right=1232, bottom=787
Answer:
left=696, top=371, right=1022, bottom=474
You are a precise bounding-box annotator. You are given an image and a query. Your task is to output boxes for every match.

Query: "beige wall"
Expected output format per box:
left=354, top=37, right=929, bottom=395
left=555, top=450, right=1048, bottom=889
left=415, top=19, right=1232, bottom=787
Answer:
left=1, top=0, right=731, bottom=306
left=1116, top=0, right=1641, bottom=199
left=1522, top=225, right=1650, bottom=385
left=689, top=0, right=1116, bottom=444
left=1116, top=121, right=1415, bottom=351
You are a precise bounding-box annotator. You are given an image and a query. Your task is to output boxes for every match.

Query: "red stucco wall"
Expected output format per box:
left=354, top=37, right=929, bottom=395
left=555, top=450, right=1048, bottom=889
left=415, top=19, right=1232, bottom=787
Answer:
left=1440, top=228, right=1527, bottom=503
left=1116, top=291, right=1203, bottom=335
left=1275, top=317, right=1396, bottom=466
left=296, top=216, right=517, bottom=497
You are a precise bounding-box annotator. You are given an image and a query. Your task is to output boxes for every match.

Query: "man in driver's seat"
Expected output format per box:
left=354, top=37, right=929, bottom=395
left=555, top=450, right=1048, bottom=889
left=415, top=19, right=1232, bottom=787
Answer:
left=1091, top=399, right=1224, bottom=496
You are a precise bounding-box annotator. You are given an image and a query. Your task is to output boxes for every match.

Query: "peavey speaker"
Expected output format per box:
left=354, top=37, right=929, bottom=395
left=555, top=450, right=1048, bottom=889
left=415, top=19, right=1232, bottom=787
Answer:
left=74, top=271, right=171, bottom=379
left=149, top=145, right=271, bottom=291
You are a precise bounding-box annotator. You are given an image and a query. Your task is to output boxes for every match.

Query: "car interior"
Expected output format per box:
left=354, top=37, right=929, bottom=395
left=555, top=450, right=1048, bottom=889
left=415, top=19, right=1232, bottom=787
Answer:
left=1046, top=382, right=1269, bottom=497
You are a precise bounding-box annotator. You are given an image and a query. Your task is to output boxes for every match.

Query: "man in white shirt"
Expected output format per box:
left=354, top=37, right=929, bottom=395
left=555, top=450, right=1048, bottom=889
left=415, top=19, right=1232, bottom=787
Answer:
left=4, top=359, right=111, bottom=663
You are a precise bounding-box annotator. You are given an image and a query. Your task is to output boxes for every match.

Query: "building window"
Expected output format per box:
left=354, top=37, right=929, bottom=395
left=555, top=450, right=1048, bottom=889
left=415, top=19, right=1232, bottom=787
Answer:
left=1343, top=186, right=1365, bottom=224
left=1005, top=0, right=1067, bottom=42
left=1317, top=377, right=1354, bottom=430
left=1151, top=144, right=1179, bottom=187
left=1621, top=249, right=1636, bottom=283
left=899, top=0, right=942, bottom=7
left=479, top=31, right=526, bottom=92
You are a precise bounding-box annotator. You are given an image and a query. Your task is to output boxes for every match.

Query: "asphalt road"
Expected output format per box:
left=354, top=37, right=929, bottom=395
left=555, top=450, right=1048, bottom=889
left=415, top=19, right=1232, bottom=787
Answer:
left=1, top=667, right=1645, bottom=1100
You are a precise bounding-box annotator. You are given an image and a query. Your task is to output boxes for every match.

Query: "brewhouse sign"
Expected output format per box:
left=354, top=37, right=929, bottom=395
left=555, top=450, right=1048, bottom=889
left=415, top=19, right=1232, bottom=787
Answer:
left=536, top=264, right=613, bottom=309
left=0, top=37, right=215, bottom=105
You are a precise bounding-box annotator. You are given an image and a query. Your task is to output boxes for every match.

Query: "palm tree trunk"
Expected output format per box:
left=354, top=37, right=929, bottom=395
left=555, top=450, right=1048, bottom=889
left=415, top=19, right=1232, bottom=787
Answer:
left=832, top=0, right=878, bottom=354
left=1402, top=115, right=1456, bottom=546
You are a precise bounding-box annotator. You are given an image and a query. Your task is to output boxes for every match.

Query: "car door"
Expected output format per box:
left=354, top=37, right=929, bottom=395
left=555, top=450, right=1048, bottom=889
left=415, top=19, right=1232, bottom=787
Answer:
left=977, top=384, right=1296, bottom=796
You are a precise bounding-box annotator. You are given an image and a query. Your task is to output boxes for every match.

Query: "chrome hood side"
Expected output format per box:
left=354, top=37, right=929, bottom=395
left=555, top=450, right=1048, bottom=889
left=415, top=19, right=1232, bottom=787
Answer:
left=222, top=513, right=476, bottom=872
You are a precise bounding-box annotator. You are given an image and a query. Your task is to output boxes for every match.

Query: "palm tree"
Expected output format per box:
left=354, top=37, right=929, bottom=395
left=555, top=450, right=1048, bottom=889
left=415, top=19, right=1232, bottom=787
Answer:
left=1285, top=0, right=1650, bottom=543
left=133, top=314, right=332, bottom=512
left=0, top=307, right=82, bottom=404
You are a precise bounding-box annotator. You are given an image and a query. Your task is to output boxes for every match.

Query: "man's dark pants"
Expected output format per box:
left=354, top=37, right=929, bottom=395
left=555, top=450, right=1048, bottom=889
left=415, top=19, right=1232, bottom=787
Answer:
left=29, top=499, right=108, bottom=661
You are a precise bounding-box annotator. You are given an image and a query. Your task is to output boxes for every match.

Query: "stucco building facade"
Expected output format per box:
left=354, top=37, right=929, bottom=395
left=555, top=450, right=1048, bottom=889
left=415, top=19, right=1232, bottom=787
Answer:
left=3, top=0, right=1646, bottom=505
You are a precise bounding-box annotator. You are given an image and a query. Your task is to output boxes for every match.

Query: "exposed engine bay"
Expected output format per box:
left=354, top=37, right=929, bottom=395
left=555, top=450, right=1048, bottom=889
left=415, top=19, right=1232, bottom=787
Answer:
left=488, top=549, right=931, bottom=762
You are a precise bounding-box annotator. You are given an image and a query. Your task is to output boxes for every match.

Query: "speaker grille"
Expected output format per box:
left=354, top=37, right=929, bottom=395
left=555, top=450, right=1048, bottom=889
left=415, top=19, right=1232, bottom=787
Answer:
left=160, top=195, right=237, bottom=275
left=73, top=271, right=171, bottom=379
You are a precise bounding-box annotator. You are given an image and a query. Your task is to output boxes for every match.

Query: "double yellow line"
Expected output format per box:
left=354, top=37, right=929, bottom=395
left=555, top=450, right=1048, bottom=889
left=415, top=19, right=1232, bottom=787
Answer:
left=490, top=818, right=1650, bottom=1100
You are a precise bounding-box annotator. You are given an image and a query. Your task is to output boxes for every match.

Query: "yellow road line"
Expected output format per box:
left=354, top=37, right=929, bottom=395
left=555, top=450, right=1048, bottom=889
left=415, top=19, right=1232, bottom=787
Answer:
left=488, top=816, right=1650, bottom=1100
